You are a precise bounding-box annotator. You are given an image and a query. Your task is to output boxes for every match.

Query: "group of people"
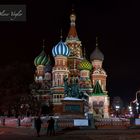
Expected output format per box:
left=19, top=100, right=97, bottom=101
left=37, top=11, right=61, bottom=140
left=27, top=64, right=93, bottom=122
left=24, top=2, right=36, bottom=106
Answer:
left=34, top=116, right=55, bottom=137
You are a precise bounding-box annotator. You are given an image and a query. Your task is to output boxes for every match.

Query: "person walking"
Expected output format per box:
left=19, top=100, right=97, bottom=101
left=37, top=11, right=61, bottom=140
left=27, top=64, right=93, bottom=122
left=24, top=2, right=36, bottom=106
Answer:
left=47, top=117, right=55, bottom=136
left=35, top=115, right=42, bottom=137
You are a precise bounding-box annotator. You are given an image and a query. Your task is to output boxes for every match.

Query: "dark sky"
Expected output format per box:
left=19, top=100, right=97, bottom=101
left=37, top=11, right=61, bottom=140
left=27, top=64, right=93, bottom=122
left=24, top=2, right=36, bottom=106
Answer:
left=0, top=0, right=140, bottom=103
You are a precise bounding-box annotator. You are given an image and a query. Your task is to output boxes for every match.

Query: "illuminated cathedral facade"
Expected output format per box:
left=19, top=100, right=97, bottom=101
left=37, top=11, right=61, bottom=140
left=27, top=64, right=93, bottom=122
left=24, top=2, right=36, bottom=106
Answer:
left=32, top=11, right=110, bottom=118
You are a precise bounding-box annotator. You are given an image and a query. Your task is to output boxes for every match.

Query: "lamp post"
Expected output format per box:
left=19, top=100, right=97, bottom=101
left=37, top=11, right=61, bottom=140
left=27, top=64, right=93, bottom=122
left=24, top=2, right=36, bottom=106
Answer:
left=135, top=90, right=140, bottom=114
left=128, top=105, right=133, bottom=115
left=129, top=103, right=134, bottom=126
left=129, top=101, right=134, bottom=116
left=136, top=102, right=139, bottom=114
left=136, top=90, right=140, bottom=102
left=133, top=90, right=140, bottom=118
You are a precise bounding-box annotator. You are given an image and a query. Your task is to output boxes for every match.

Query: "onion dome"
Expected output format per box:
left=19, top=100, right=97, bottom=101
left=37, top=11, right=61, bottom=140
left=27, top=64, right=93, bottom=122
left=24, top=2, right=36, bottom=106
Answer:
left=52, top=40, right=70, bottom=57
left=90, top=47, right=104, bottom=61
left=78, top=59, right=92, bottom=71
left=34, top=50, right=50, bottom=66
left=90, top=37, right=104, bottom=61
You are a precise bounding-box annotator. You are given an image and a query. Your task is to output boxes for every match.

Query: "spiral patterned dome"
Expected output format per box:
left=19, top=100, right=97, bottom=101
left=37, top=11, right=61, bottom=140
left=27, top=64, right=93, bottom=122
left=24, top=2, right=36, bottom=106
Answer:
left=78, top=59, right=92, bottom=71
left=34, top=50, right=50, bottom=66
left=52, top=40, right=70, bottom=57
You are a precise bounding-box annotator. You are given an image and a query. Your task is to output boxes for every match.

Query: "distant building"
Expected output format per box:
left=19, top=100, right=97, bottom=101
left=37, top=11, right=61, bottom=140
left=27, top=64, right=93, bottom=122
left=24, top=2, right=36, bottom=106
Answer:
left=31, top=11, right=110, bottom=118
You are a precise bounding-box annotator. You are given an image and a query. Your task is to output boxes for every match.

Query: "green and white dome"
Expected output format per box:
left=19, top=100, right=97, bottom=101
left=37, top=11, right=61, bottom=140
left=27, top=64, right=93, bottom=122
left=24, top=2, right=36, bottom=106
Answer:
left=34, top=50, right=50, bottom=66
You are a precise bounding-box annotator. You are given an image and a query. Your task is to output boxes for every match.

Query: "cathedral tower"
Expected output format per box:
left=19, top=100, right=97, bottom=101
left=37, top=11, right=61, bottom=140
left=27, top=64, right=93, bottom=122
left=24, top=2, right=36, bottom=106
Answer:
left=33, top=41, right=52, bottom=105
left=65, top=10, right=83, bottom=76
left=52, top=39, right=70, bottom=105
left=90, top=37, right=107, bottom=92
left=78, top=50, right=93, bottom=94
left=89, top=37, right=109, bottom=118
left=34, top=41, right=50, bottom=83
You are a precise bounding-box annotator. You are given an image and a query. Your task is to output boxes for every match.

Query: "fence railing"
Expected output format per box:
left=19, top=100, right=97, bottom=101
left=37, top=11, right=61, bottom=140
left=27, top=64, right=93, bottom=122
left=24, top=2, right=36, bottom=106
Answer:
left=0, top=117, right=75, bottom=129
left=0, top=117, right=130, bottom=129
left=94, top=118, right=130, bottom=127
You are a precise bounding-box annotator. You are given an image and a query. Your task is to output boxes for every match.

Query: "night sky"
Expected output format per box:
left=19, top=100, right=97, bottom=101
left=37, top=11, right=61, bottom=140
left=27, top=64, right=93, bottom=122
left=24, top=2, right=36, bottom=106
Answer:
left=0, top=0, right=140, bottom=104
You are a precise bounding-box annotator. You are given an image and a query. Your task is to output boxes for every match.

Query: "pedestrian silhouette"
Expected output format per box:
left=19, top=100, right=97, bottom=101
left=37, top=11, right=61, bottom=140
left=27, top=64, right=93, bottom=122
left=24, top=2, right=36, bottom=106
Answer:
left=47, top=117, right=55, bottom=136
left=35, top=116, right=42, bottom=137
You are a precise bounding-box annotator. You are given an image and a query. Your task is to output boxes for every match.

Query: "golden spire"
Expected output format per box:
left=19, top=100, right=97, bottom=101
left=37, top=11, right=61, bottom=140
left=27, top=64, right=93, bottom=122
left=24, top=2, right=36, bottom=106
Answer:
left=67, top=8, right=78, bottom=39
left=70, top=11, right=76, bottom=23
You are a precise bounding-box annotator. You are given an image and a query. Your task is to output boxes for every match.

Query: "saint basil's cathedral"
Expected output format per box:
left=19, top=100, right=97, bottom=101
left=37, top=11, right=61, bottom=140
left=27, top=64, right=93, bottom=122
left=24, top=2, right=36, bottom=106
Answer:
left=32, top=11, right=110, bottom=118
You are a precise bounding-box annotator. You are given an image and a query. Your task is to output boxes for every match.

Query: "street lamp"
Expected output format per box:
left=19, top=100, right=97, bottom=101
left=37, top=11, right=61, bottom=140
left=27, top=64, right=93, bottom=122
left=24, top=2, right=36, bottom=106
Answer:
left=136, top=102, right=139, bottom=113
left=115, top=105, right=120, bottom=117
left=132, top=90, right=140, bottom=118
left=128, top=105, right=133, bottom=115
left=129, top=101, right=134, bottom=115
left=115, top=105, right=120, bottom=110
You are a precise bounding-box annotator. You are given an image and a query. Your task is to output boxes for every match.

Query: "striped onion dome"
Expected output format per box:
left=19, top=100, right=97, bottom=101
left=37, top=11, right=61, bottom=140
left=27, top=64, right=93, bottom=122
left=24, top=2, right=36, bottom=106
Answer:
left=78, top=59, right=92, bottom=71
left=52, top=40, right=70, bottom=57
left=34, top=50, right=50, bottom=66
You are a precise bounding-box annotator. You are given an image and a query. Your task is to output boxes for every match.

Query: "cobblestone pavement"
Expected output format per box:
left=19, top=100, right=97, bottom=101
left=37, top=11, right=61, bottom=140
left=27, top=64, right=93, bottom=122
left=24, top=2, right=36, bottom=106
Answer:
left=1, top=127, right=140, bottom=140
